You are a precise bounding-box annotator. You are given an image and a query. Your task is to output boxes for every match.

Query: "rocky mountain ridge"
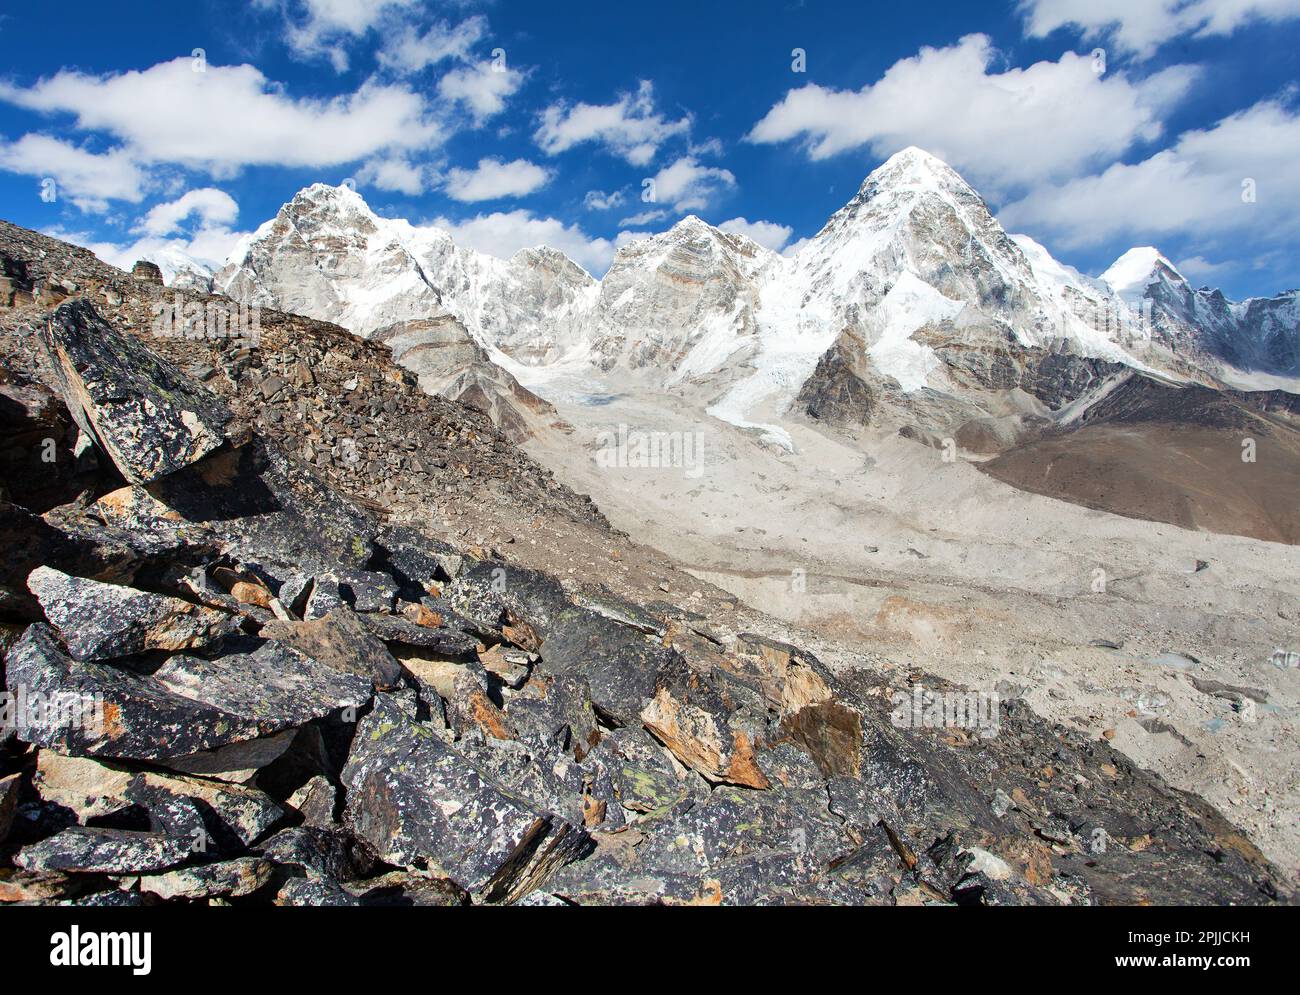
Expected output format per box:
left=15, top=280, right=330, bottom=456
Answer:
left=203, top=149, right=1300, bottom=462
left=0, top=264, right=1287, bottom=904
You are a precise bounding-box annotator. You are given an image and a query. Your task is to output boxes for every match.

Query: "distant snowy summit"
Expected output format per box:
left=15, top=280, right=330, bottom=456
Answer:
left=193, top=147, right=1298, bottom=442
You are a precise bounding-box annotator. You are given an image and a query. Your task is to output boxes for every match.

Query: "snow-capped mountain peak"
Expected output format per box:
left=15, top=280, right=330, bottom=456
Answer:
left=214, top=149, right=1299, bottom=448
left=1101, top=246, right=1185, bottom=302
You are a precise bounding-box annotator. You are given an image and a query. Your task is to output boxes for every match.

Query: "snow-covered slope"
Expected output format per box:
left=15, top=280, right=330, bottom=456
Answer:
left=214, top=150, right=1300, bottom=449
left=214, top=184, right=597, bottom=365
left=1098, top=245, right=1299, bottom=377
left=142, top=246, right=217, bottom=292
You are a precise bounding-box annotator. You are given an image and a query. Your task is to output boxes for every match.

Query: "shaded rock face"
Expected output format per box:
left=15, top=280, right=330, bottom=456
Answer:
left=131, top=261, right=164, bottom=286
left=41, top=299, right=232, bottom=484
left=797, top=327, right=877, bottom=427
left=28, top=565, right=235, bottom=661
left=584, top=219, right=766, bottom=371
left=0, top=374, right=99, bottom=513
left=372, top=315, right=559, bottom=442
left=0, top=288, right=1288, bottom=908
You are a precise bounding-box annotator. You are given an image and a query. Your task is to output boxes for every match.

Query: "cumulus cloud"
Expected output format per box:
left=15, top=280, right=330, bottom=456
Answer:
left=618, top=208, right=668, bottom=227
left=264, top=0, right=418, bottom=70
left=1175, top=255, right=1239, bottom=284
left=650, top=156, right=736, bottom=211
left=1019, top=0, right=1300, bottom=58
left=444, top=157, right=550, bottom=202
left=430, top=209, right=615, bottom=274
left=437, top=60, right=525, bottom=122
left=535, top=80, right=690, bottom=166
left=614, top=230, right=653, bottom=249
left=747, top=34, right=1196, bottom=194
left=0, top=58, right=441, bottom=174
left=583, top=188, right=625, bottom=211
left=998, top=98, right=1300, bottom=250
left=718, top=217, right=794, bottom=252
left=52, top=189, right=252, bottom=274
left=355, top=155, right=429, bottom=195
left=135, top=187, right=238, bottom=236
left=781, top=236, right=813, bottom=259
left=378, top=15, right=487, bottom=74
left=0, top=133, right=147, bottom=211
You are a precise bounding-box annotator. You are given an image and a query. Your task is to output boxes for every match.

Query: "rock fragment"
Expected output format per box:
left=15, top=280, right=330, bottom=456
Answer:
left=342, top=696, right=589, bottom=902
left=40, top=299, right=231, bottom=483
left=27, top=565, right=236, bottom=661
left=16, top=826, right=194, bottom=875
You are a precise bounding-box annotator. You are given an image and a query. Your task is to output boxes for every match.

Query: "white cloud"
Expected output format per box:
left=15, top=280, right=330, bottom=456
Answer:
left=444, top=157, right=549, bottom=202
left=0, top=58, right=441, bottom=174
left=1175, top=255, right=1238, bottom=284
left=135, top=187, right=238, bottom=236
left=430, top=209, right=615, bottom=274
left=618, top=208, right=668, bottom=226
left=781, top=236, right=813, bottom=259
left=355, top=155, right=428, bottom=195
left=0, top=133, right=147, bottom=211
left=1019, top=0, right=1300, bottom=58
left=998, top=98, right=1300, bottom=249
left=651, top=156, right=736, bottom=211
left=583, top=189, right=625, bottom=211
left=614, top=230, right=653, bottom=249
left=535, top=80, right=690, bottom=166
left=267, top=0, right=417, bottom=70
left=747, top=34, right=1196, bottom=193
left=52, top=214, right=251, bottom=273
left=378, top=15, right=487, bottom=74
left=718, top=217, right=794, bottom=252
left=437, top=60, right=524, bottom=123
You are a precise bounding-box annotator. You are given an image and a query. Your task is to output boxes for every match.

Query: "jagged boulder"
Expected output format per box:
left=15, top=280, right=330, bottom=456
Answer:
left=4, top=624, right=365, bottom=762
left=342, top=695, right=589, bottom=903
left=40, top=299, right=232, bottom=484
left=34, top=751, right=285, bottom=849
left=27, top=565, right=237, bottom=661
left=260, top=606, right=403, bottom=691
left=16, top=826, right=193, bottom=875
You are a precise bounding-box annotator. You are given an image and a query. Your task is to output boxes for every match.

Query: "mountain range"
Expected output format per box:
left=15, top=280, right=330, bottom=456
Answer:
left=148, top=148, right=1299, bottom=462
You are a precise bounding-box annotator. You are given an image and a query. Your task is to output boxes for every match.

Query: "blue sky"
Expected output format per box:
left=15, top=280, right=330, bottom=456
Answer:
left=1, top=0, right=1297, bottom=298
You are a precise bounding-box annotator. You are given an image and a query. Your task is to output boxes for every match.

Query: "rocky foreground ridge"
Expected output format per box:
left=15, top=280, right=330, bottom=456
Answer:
left=0, top=280, right=1289, bottom=903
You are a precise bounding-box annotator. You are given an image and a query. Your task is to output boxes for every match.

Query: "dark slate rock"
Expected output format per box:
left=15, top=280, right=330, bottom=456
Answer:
left=27, top=565, right=236, bottom=662
left=60, top=888, right=153, bottom=907
left=151, top=636, right=373, bottom=728
left=533, top=604, right=677, bottom=727
left=0, top=499, right=205, bottom=596
left=5, top=624, right=278, bottom=761
left=138, top=856, right=274, bottom=900
left=40, top=299, right=231, bottom=484
left=35, top=750, right=286, bottom=849
left=303, top=576, right=342, bottom=620
left=374, top=523, right=465, bottom=598
left=334, top=569, right=398, bottom=614
left=597, top=727, right=701, bottom=822
left=275, top=875, right=359, bottom=907
left=454, top=734, right=624, bottom=831
left=16, top=826, right=194, bottom=875
left=346, top=870, right=466, bottom=906
left=497, top=671, right=603, bottom=761
left=640, top=657, right=771, bottom=789
left=342, top=695, right=589, bottom=903
left=259, top=826, right=373, bottom=882
left=0, top=771, right=20, bottom=844
left=357, top=611, right=481, bottom=658
left=260, top=606, right=403, bottom=690
left=137, top=437, right=378, bottom=576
